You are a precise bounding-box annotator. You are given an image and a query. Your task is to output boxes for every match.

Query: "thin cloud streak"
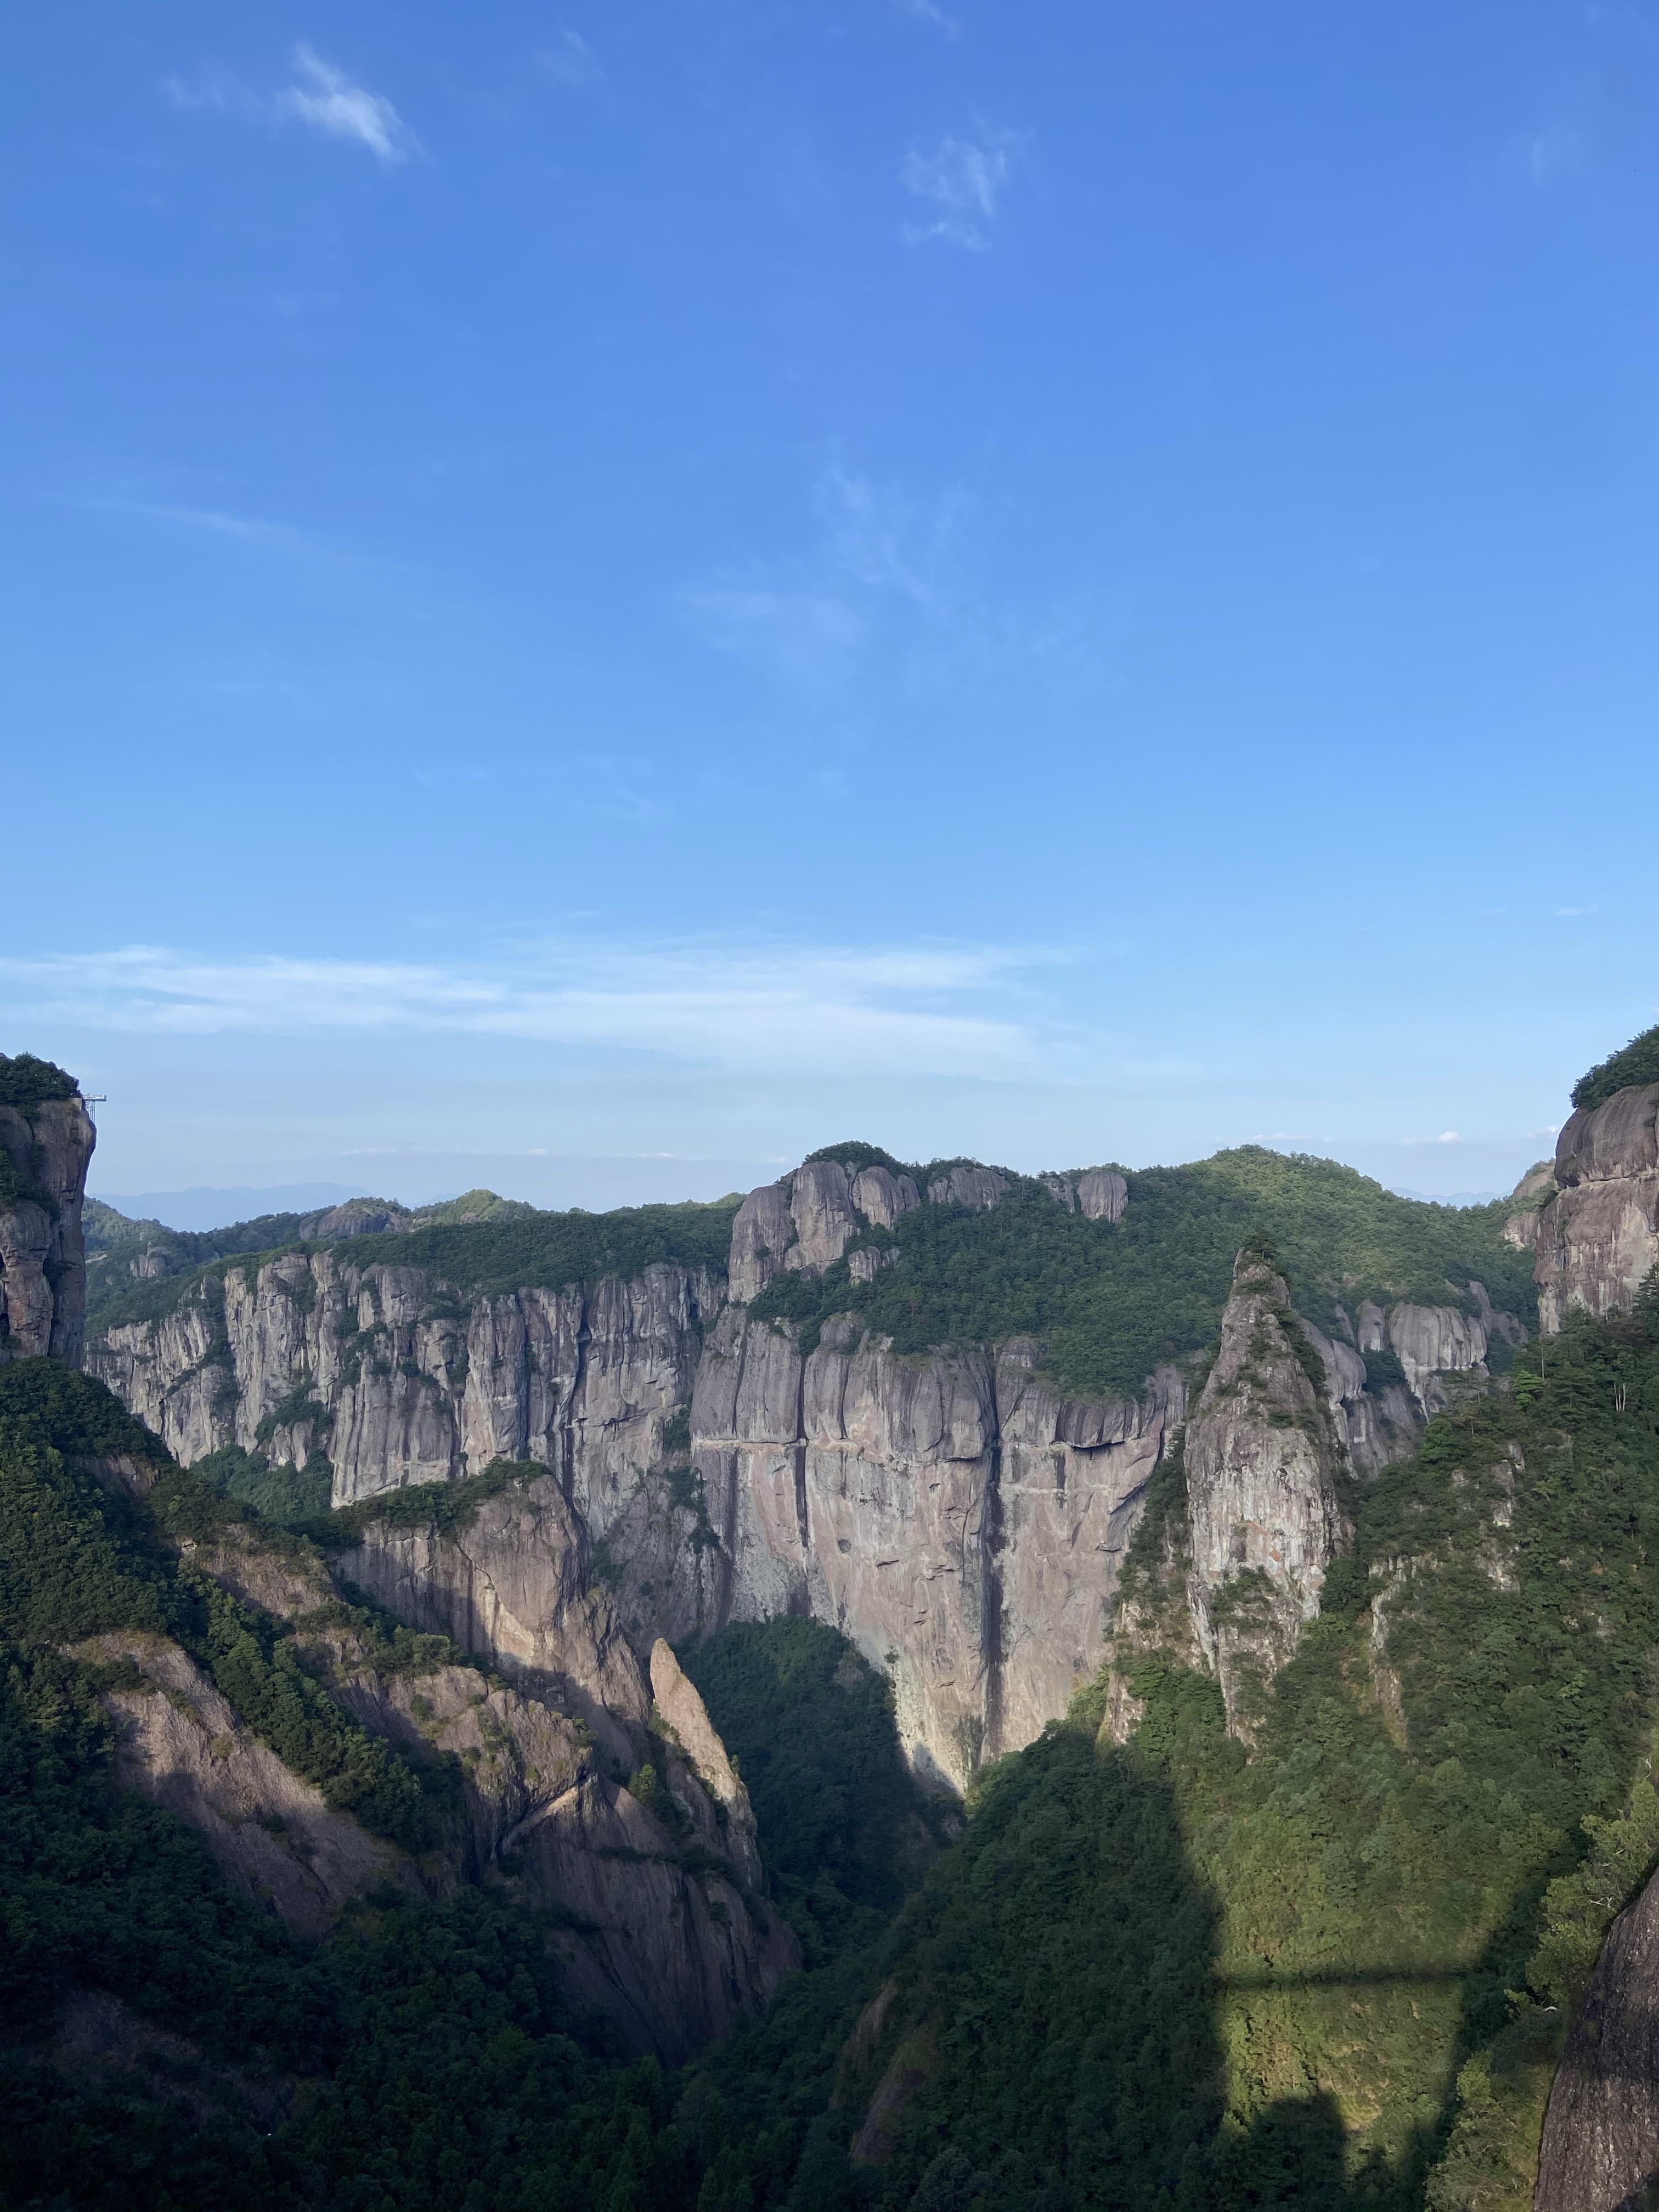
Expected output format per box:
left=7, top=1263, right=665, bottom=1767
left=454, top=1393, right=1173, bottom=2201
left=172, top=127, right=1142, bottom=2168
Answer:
left=901, top=127, right=1020, bottom=249
left=895, top=0, right=960, bottom=33
left=167, top=46, right=417, bottom=165
left=542, top=29, right=603, bottom=87
left=0, top=941, right=1063, bottom=1081
left=278, top=45, right=417, bottom=163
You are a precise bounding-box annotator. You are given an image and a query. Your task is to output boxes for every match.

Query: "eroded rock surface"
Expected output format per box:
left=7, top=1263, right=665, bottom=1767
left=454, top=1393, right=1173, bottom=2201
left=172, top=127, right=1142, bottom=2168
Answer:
left=86, top=1148, right=1521, bottom=1791
left=76, top=1630, right=405, bottom=1937
left=1, top=1094, right=95, bottom=1365
left=1183, top=1254, right=1346, bottom=1733
left=91, top=1254, right=716, bottom=1530
left=690, top=1306, right=1181, bottom=1787
left=1519, top=1083, right=1659, bottom=1332
left=1534, top=1860, right=1659, bottom=2212
left=334, top=1474, right=649, bottom=1768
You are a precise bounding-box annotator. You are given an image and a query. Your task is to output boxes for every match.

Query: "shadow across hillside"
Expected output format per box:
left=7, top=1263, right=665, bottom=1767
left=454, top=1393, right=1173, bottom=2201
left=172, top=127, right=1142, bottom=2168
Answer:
left=799, top=1723, right=1419, bottom=2212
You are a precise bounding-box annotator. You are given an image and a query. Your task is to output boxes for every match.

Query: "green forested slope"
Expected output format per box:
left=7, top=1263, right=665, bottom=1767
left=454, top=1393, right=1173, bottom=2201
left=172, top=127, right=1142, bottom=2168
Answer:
left=755, top=1147, right=1535, bottom=1397
left=87, top=1193, right=743, bottom=1334
left=84, top=1146, right=1531, bottom=1409
left=6, top=1289, right=1657, bottom=2209
left=759, top=1294, right=1659, bottom=2212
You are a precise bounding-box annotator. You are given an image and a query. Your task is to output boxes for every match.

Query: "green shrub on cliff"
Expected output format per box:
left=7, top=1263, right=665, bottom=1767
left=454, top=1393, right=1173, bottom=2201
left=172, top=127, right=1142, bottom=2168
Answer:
left=0, top=1051, right=78, bottom=1112
left=0, top=1362, right=456, bottom=1853
left=1571, top=1023, right=1659, bottom=1111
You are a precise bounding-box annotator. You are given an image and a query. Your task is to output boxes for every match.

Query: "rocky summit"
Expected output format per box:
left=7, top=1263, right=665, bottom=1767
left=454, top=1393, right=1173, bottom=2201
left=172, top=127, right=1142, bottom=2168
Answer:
left=12, top=1035, right=1659, bottom=2208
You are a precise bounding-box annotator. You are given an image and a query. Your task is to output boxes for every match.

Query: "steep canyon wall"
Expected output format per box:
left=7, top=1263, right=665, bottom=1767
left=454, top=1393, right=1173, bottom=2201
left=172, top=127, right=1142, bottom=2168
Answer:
left=89, top=1151, right=1515, bottom=1787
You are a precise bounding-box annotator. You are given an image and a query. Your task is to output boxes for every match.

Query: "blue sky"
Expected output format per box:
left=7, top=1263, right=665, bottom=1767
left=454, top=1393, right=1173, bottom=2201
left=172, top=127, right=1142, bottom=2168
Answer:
left=5, top=1, right=1659, bottom=1217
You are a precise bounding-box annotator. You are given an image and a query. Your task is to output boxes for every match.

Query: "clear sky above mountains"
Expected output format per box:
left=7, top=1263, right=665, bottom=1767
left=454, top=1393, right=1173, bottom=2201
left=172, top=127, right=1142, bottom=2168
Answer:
left=6, top=2, right=1658, bottom=1211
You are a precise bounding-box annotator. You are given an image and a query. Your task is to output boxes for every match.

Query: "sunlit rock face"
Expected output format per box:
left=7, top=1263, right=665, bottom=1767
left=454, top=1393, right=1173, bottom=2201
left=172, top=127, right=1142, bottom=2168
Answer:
left=1514, top=1083, right=1659, bottom=1333
left=1182, top=1253, right=1346, bottom=1736
left=87, top=1145, right=1523, bottom=1788
left=0, top=1093, right=95, bottom=1365
left=688, top=1298, right=1183, bottom=1789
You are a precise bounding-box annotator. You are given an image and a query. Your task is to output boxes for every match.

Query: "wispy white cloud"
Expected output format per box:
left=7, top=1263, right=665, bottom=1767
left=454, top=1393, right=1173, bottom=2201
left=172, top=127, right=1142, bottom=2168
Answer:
left=901, top=127, right=1020, bottom=249
left=1403, top=1131, right=1464, bottom=1146
left=167, top=46, right=417, bottom=165
left=132, top=503, right=308, bottom=550
left=676, top=586, right=867, bottom=690
left=895, top=0, right=959, bottom=33
left=278, top=44, right=417, bottom=163
left=678, top=465, right=1118, bottom=706
left=1554, top=905, right=1598, bottom=917
left=1519, top=123, right=1579, bottom=185
left=163, top=67, right=250, bottom=117
left=0, top=940, right=1061, bottom=1081
left=542, top=29, right=603, bottom=88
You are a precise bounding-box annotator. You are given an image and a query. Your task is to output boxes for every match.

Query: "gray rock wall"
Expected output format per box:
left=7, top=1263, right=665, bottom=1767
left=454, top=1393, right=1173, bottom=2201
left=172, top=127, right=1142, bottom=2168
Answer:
left=1519, top=1082, right=1659, bottom=1333
left=689, top=1305, right=1182, bottom=1787
left=141, top=1492, right=795, bottom=2063
left=87, top=1149, right=1516, bottom=1789
left=1183, top=1255, right=1346, bottom=1734
left=91, top=1251, right=716, bottom=1529
left=1534, top=1860, right=1659, bottom=2212
left=0, top=1094, right=95, bottom=1365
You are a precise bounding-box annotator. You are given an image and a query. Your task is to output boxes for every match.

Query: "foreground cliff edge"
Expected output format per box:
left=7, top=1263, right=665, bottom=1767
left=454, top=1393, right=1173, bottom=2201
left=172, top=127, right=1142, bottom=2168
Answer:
left=15, top=1034, right=1659, bottom=2205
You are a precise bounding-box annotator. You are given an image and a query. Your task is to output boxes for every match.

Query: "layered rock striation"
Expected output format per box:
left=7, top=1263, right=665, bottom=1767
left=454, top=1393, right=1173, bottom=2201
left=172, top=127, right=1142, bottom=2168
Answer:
left=690, top=1301, right=1183, bottom=1785
left=1182, top=1253, right=1346, bottom=1731
left=1510, top=1081, right=1659, bottom=1332
left=1534, top=1858, right=1659, bottom=2212
left=92, top=1480, right=795, bottom=2063
left=1, top=1087, right=95, bottom=1367
left=88, top=1145, right=1519, bottom=1787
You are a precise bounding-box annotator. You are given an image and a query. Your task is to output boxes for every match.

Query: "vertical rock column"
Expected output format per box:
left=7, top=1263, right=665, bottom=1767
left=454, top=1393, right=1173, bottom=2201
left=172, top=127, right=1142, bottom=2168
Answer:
left=0, top=1088, right=95, bottom=1365
left=1183, top=1250, right=1345, bottom=1735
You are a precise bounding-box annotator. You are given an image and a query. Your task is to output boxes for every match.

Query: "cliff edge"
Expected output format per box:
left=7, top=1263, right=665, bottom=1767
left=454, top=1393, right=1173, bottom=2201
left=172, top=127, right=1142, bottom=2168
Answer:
left=0, top=1052, right=94, bottom=1367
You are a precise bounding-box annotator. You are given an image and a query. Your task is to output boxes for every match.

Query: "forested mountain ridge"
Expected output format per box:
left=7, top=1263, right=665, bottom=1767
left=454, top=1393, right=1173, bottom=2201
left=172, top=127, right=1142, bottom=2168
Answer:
left=84, top=1138, right=1532, bottom=1788
left=11, top=1034, right=1659, bottom=2206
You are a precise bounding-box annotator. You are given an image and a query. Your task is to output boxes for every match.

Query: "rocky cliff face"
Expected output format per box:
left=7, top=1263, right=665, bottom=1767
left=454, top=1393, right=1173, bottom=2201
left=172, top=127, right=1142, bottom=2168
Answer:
left=93, top=1250, right=718, bottom=1524
left=75, top=1627, right=406, bottom=1938
left=1534, top=1859, right=1659, bottom=2212
left=88, top=1147, right=1519, bottom=1790
left=95, top=1481, right=795, bottom=2063
left=1182, top=1254, right=1346, bottom=1732
left=1, top=1092, right=95, bottom=1366
left=1511, top=1082, right=1659, bottom=1332
left=690, top=1301, right=1183, bottom=1785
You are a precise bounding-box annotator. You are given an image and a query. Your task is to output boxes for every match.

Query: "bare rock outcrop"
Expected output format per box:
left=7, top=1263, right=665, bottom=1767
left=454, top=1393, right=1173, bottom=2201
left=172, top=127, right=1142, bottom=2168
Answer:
left=90, top=1251, right=718, bottom=1530
left=727, top=1157, right=921, bottom=1304
left=1534, top=1860, right=1659, bottom=2212
left=1183, top=1252, right=1346, bottom=1733
left=110, top=1474, right=798, bottom=2059
left=76, top=1630, right=405, bottom=1937
left=1, top=1092, right=95, bottom=1367
left=86, top=1144, right=1521, bottom=1797
left=690, top=1305, right=1181, bottom=1787
left=333, top=1474, right=650, bottom=1769
left=509, top=1767, right=795, bottom=2063
left=1522, top=1083, right=1659, bottom=1332
left=1040, top=1167, right=1129, bottom=1223
left=925, top=1164, right=1007, bottom=1210
left=650, top=1637, right=764, bottom=1889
